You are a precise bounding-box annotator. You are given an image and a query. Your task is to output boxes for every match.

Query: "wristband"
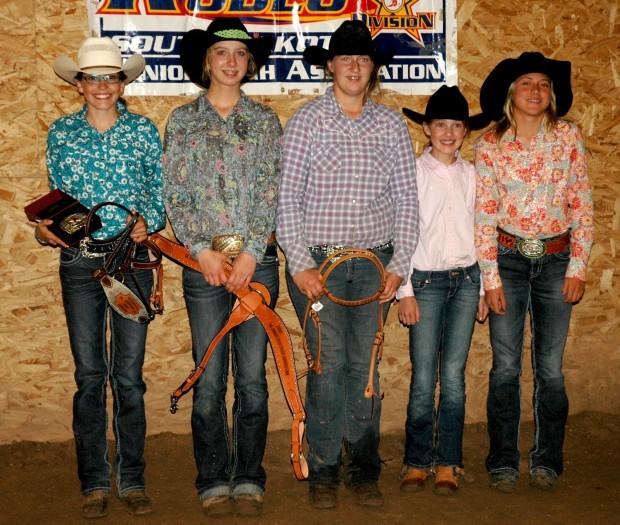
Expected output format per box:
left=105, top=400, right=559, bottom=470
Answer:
left=34, top=228, right=49, bottom=246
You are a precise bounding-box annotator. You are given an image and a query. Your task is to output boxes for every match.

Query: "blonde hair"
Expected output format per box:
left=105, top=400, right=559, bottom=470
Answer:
left=201, top=45, right=258, bottom=87
left=495, top=78, right=558, bottom=143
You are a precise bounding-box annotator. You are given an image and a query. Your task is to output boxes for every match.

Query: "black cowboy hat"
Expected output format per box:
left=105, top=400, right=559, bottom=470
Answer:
left=303, top=20, right=393, bottom=67
left=479, top=51, right=573, bottom=121
left=180, top=17, right=273, bottom=89
left=402, top=85, right=490, bottom=130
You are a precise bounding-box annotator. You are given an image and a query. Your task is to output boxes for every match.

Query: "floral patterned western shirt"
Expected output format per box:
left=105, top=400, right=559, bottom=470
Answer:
left=162, top=92, right=282, bottom=262
left=46, top=102, right=166, bottom=238
left=474, top=120, right=594, bottom=290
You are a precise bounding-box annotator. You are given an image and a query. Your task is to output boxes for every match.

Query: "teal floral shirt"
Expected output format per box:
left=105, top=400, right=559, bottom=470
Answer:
left=46, top=102, right=166, bottom=238
left=162, top=92, right=282, bottom=262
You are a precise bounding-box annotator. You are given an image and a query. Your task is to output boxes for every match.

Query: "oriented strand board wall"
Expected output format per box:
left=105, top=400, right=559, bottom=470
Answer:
left=0, top=0, right=618, bottom=444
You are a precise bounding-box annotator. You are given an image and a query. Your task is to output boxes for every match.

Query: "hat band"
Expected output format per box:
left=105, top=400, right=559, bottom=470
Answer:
left=213, top=29, right=251, bottom=40
left=330, top=44, right=375, bottom=58
left=427, top=111, right=469, bottom=121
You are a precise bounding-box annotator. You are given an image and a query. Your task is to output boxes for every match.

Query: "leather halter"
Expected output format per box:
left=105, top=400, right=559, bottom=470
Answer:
left=149, top=233, right=309, bottom=481
left=297, top=248, right=387, bottom=400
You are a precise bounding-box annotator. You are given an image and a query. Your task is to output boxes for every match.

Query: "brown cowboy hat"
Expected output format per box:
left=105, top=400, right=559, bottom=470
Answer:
left=303, top=20, right=393, bottom=67
left=479, top=51, right=573, bottom=121
left=180, top=17, right=273, bottom=89
left=402, top=85, right=490, bottom=131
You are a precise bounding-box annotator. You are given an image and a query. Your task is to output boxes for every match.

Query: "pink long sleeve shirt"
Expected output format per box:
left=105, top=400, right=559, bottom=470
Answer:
left=397, top=148, right=479, bottom=299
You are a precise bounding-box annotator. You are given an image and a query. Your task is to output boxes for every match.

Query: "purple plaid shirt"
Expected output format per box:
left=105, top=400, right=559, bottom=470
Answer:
left=277, top=87, right=419, bottom=279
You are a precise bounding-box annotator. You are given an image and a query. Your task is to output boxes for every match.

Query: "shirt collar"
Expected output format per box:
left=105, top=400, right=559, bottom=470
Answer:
left=77, top=101, right=128, bottom=129
left=423, top=147, right=465, bottom=170
left=323, top=86, right=379, bottom=126
left=199, top=90, right=250, bottom=117
left=500, top=120, right=550, bottom=146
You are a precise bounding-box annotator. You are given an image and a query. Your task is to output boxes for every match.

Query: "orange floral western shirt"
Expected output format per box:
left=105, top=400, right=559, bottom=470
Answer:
left=474, top=120, right=594, bottom=290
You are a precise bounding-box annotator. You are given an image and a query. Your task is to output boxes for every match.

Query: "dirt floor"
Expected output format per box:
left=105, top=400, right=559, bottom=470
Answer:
left=0, top=411, right=618, bottom=525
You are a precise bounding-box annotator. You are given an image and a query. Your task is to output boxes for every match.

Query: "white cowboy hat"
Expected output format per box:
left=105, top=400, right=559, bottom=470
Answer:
left=53, top=37, right=145, bottom=85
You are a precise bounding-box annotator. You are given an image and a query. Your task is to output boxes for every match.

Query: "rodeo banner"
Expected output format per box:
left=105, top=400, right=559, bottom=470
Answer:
left=87, top=0, right=457, bottom=96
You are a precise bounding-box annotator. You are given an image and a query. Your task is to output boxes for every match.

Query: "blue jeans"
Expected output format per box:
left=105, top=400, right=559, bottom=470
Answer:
left=403, top=263, right=480, bottom=469
left=286, top=246, right=392, bottom=488
left=59, top=245, right=151, bottom=497
left=486, top=244, right=572, bottom=478
left=182, top=254, right=278, bottom=500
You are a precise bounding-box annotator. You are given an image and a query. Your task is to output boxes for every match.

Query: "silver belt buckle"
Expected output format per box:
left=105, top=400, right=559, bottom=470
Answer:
left=518, top=238, right=546, bottom=259
left=309, top=244, right=349, bottom=261
left=325, top=244, right=344, bottom=256
left=325, top=244, right=347, bottom=260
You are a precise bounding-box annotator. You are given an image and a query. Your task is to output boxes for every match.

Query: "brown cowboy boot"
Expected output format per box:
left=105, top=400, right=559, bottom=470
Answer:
left=82, top=491, right=109, bottom=519
left=309, top=485, right=338, bottom=509
left=353, top=483, right=383, bottom=507
left=120, top=490, right=153, bottom=515
left=234, top=493, right=264, bottom=516
left=202, top=495, right=234, bottom=517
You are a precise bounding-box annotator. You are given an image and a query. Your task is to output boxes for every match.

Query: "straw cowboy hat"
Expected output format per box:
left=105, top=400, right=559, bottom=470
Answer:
left=402, top=85, right=490, bottom=130
left=53, top=37, right=145, bottom=85
left=180, top=17, right=274, bottom=89
left=479, top=51, right=573, bottom=121
left=303, top=20, right=393, bottom=67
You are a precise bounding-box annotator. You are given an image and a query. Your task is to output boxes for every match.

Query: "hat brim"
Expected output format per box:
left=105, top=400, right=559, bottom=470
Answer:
left=302, top=46, right=394, bottom=68
left=53, top=54, right=146, bottom=85
left=480, top=53, right=573, bottom=121
left=401, top=107, right=425, bottom=124
left=468, top=112, right=492, bottom=130
left=180, top=29, right=273, bottom=89
left=402, top=107, right=491, bottom=131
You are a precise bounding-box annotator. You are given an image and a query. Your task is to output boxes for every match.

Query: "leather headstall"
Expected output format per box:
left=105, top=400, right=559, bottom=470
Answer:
left=85, top=202, right=163, bottom=324
left=297, top=248, right=387, bottom=401
left=149, top=232, right=309, bottom=481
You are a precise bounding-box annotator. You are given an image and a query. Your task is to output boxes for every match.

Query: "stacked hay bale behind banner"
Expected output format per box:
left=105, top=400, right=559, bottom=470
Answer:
left=1, top=0, right=618, bottom=444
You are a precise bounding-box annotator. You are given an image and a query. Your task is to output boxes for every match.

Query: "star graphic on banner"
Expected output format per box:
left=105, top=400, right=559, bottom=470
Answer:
left=366, top=0, right=432, bottom=45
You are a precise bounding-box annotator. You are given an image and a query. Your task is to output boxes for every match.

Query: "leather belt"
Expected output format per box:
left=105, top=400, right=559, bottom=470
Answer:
left=263, top=243, right=278, bottom=258
left=308, top=240, right=393, bottom=259
left=79, top=237, right=119, bottom=258
left=148, top=232, right=308, bottom=481
left=497, top=228, right=570, bottom=259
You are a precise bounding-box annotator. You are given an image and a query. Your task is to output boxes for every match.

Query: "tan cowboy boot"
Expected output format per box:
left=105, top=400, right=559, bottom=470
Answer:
left=434, top=466, right=459, bottom=496
left=400, top=466, right=428, bottom=492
